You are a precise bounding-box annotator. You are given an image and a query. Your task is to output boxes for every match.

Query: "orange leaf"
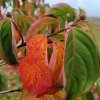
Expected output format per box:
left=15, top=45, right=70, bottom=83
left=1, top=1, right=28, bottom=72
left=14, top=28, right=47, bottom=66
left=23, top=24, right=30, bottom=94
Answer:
left=18, top=34, right=53, bottom=97
left=19, top=34, right=65, bottom=97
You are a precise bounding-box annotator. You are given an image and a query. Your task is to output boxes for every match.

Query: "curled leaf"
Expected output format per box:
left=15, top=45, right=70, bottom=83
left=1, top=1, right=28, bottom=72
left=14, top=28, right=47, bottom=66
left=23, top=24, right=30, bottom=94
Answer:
left=26, top=17, right=58, bottom=41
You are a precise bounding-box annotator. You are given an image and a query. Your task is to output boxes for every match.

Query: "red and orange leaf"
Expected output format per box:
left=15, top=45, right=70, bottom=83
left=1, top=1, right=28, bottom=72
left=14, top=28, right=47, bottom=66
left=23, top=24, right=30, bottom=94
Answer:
left=19, top=34, right=65, bottom=97
left=18, top=34, right=53, bottom=97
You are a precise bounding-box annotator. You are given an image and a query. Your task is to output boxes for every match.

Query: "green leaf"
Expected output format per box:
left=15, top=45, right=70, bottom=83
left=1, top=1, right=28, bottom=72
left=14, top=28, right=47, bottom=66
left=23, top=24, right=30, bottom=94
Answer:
left=96, top=78, right=100, bottom=97
left=85, top=21, right=100, bottom=56
left=15, top=15, right=33, bottom=34
left=83, top=92, right=94, bottom=100
left=64, top=28, right=99, bottom=100
left=97, top=78, right=100, bottom=86
left=15, top=15, right=33, bottom=25
left=45, top=3, right=76, bottom=22
left=0, top=71, right=8, bottom=91
left=78, top=21, right=100, bottom=61
left=26, top=17, right=59, bottom=41
left=0, top=18, right=18, bottom=65
left=53, top=34, right=64, bottom=41
left=77, top=92, right=94, bottom=100
left=60, top=15, right=66, bottom=29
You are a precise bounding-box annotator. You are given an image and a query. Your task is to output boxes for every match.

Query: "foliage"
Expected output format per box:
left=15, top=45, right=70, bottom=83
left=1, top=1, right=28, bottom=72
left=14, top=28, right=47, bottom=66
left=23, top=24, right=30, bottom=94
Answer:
left=0, top=0, right=100, bottom=100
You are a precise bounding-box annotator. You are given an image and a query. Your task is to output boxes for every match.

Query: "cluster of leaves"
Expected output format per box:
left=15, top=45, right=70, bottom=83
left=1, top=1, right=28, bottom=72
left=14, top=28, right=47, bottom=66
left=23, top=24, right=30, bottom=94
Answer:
left=0, top=0, right=100, bottom=100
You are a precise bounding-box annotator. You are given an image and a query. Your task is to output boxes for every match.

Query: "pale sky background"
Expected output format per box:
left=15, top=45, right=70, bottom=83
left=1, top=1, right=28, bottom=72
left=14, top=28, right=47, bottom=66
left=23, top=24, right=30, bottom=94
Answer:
left=45, top=0, right=100, bottom=17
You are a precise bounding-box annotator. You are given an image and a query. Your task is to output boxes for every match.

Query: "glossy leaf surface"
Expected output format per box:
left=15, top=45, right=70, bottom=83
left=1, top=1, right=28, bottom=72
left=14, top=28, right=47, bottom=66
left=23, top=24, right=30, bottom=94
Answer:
left=64, top=28, right=99, bottom=100
left=0, top=18, right=18, bottom=65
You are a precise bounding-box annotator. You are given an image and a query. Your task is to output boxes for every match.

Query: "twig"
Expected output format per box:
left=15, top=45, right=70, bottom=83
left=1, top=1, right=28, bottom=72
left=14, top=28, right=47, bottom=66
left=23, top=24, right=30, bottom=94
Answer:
left=47, top=14, right=86, bottom=37
left=0, top=88, right=23, bottom=94
left=6, top=12, right=24, bottom=44
left=12, top=21, right=24, bottom=44
left=17, top=14, right=86, bottom=48
left=47, top=28, right=70, bottom=37
left=17, top=39, right=64, bottom=48
left=17, top=42, right=26, bottom=49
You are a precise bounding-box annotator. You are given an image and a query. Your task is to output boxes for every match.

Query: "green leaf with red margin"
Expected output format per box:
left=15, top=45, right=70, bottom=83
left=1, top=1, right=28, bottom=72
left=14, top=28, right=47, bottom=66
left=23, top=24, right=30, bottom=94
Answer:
left=0, top=18, right=18, bottom=65
left=85, top=21, right=100, bottom=57
left=77, top=21, right=100, bottom=61
left=64, top=28, right=99, bottom=100
left=26, top=17, right=59, bottom=41
left=45, top=3, right=76, bottom=22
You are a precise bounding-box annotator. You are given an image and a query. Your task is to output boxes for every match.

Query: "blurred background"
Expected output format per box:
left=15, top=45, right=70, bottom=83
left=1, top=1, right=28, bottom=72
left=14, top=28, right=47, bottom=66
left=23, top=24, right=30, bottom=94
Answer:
left=45, top=0, right=100, bottom=17
left=45, top=0, right=100, bottom=24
